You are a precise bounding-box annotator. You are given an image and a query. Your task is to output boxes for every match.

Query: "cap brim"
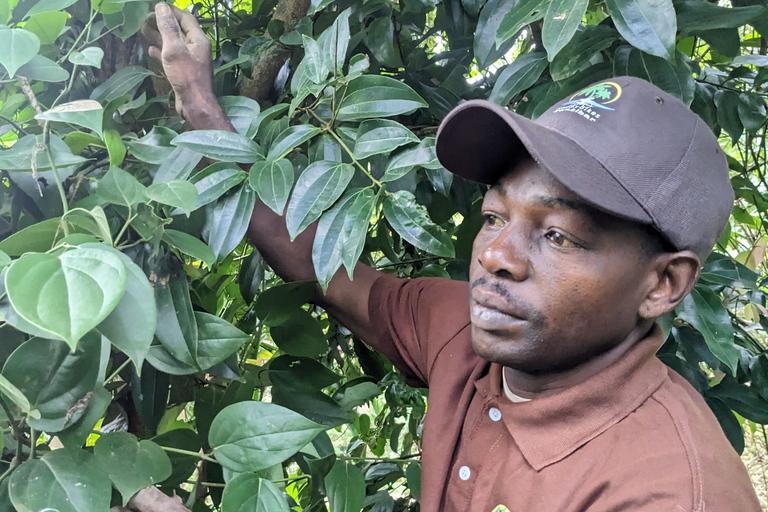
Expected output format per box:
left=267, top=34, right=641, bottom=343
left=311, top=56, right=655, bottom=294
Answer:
left=435, top=100, right=652, bottom=224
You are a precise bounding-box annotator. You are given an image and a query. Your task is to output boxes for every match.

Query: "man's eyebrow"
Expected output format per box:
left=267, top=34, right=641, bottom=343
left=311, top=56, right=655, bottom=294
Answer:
left=536, top=196, right=592, bottom=212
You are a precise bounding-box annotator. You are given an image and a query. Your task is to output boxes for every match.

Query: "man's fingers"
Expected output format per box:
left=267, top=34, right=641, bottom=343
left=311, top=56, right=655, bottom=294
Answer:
left=141, top=17, right=163, bottom=49
left=173, top=5, right=202, bottom=36
left=147, top=45, right=162, bottom=61
left=154, top=2, right=184, bottom=47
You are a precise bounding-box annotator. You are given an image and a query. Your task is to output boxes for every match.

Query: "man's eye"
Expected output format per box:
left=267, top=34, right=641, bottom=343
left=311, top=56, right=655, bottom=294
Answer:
left=484, top=214, right=504, bottom=227
left=545, top=230, right=578, bottom=248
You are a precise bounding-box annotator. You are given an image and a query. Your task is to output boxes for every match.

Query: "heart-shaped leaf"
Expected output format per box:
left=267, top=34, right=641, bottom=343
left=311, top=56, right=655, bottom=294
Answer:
left=36, top=99, right=104, bottom=136
left=5, top=247, right=127, bottom=349
left=68, top=47, right=105, bottom=68
left=248, top=159, right=294, bottom=215
left=147, top=181, right=199, bottom=215
left=221, top=474, right=290, bottom=512
left=0, top=28, right=41, bottom=78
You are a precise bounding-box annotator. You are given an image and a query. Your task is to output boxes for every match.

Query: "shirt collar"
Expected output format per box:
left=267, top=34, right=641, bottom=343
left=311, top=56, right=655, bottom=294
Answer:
left=474, top=324, right=668, bottom=471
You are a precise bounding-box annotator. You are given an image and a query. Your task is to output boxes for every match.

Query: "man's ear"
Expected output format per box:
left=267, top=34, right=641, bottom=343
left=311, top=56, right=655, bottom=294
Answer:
left=638, top=251, right=700, bottom=319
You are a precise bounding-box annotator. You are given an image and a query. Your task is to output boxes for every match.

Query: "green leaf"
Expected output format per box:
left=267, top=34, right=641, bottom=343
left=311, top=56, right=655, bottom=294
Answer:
left=125, top=126, right=177, bottom=164
left=154, top=147, right=203, bottom=184
left=676, top=1, right=767, bottom=34
left=0, top=28, right=40, bottom=78
left=93, top=247, right=156, bottom=369
left=542, top=0, right=588, bottom=60
left=96, top=166, right=147, bottom=207
left=248, top=159, right=294, bottom=215
left=319, top=9, right=351, bottom=74
left=334, top=381, right=381, bottom=410
left=25, top=0, right=78, bottom=17
left=489, top=52, right=548, bottom=105
left=406, top=462, right=421, bottom=501
left=152, top=430, right=201, bottom=487
left=270, top=309, right=329, bottom=358
left=68, top=47, right=104, bottom=68
left=58, top=386, right=111, bottom=448
left=172, top=130, right=262, bottom=163
left=255, top=281, right=317, bottom=327
left=677, top=285, right=740, bottom=376
left=604, top=0, right=676, bottom=60
left=163, top=229, right=216, bottom=268
left=90, top=65, right=152, bottom=102
left=9, top=449, right=112, bottom=512
left=550, top=25, right=619, bottom=81
left=219, top=96, right=261, bottom=136
left=94, top=433, right=172, bottom=505
left=16, top=54, right=69, bottom=82
left=714, top=90, right=743, bottom=143
left=301, top=34, right=329, bottom=84
left=205, top=185, right=257, bottom=261
left=0, top=374, right=35, bottom=419
left=383, top=191, right=454, bottom=258
left=153, top=262, right=198, bottom=369
left=325, top=461, right=365, bottom=512
left=36, top=99, right=104, bottom=136
left=5, top=248, right=127, bottom=349
left=195, top=312, right=250, bottom=370
left=353, top=120, right=419, bottom=160
left=383, top=138, right=440, bottom=182
left=0, top=251, right=10, bottom=269
left=104, top=128, right=126, bottom=166
left=24, top=11, right=68, bottom=44
left=0, top=134, right=86, bottom=171
left=737, top=93, right=766, bottom=133
left=0, top=218, right=65, bottom=256
left=189, top=163, right=247, bottom=210
left=337, top=75, right=428, bottom=121
left=312, top=188, right=375, bottom=289
left=209, top=401, right=325, bottom=473
left=147, top=181, right=199, bottom=215
left=613, top=47, right=695, bottom=105
left=3, top=334, right=103, bottom=432
left=475, top=0, right=518, bottom=70
left=239, top=249, right=263, bottom=305
left=267, top=124, right=321, bottom=161
left=222, top=474, right=290, bottom=512
left=286, top=161, right=355, bottom=239
left=495, top=0, right=550, bottom=48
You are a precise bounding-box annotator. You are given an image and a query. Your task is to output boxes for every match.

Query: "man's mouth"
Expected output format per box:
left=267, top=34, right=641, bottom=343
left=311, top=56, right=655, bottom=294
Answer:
left=470, top=289, right=528, bottom=331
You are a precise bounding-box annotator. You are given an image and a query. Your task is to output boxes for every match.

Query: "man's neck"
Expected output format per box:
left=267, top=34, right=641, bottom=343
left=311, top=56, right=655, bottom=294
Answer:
left=503, top=323, right=655, bottom=400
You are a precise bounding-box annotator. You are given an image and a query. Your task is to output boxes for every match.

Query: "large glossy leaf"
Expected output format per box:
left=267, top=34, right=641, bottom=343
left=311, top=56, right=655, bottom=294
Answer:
left=550, top=25, right=619, bottom=81
left=475, top=0, right=517, bottom=70
left=383, top=138, right=440, bottom=182
left=604, top=0, right=676, bottom=60
left=676, top=1, right=767, bottom=34
left=90, top=65, right=152, bottom=102
left=325, top=461, right=365, bottom=512
left=219, top=96, right=261, bottom=136
left=154, top=147, right=203, bottom=184
left=337, top=75, right=428, bottom=121
left=163, top=229, right=216, bottom=268
left=125, top=126, right=178, bottom=164
left=189, top=163, right=247, bottom=210
left=9, top=449, right=111, bottom=512
left=738, top=93, right=767, bottom=133
left=255, top=281, right=317, bottom=327
left=5, top=247, right=127, bottom=348
left=495, top=0, right=550, bottom=48
left=68, top=47, right=104, bottom=68
left=0, top=28, right=40, bottom=78
left=677, top=285, right=740, bottom=376
left=147, top=181, right=199, bottom=215
left=25, top=11, right=68, bottom=44
left=267, top=124, right=322, bottom=161
left=489, top=52, right=548, bottom=106
left=205, top=185, right=257, bottom=261
left=301, top=34, right=330, bottom=84
left=0, top=134, right=86, bottom=171
left=319, top=9, right=351, bottom=74
left=58, top=386, right=111, bottom=449
left=312, top=188, right=375, bottom=289
left=383, top=191, right=454, bottom=258
left=94, top=433, right=172, bottom=505
left=93, top=246, right=156, bottom=370
left=36, top=99, right=103, bottom=136
left=714, top=90, right=743, bottom=143
left=270, top=309, right=329, bottom=358
left=172, top=130, right=262, bottom=163
left=542, top=0, right=589, bottom=60
left=209, top=401, right=325, bottom=473
left=195, top=312, right=251, bottom=370
left=152, top=429, right=202, bottom=487
left=17, top=54, right=69, bottom=82
left=2, top=334, right=102, bottom=432
left=239, top=249, right=264, bottom=305
left=286, top=161, right=355, bottom=239
left=25, top=0, right=78, bottom=16
left=96, top=166, right=147, bottom=207
left=614, top=47, right=695, bottom=105
left=221, top=474, right=290, bottom=512
left=248, top=159, right=294, bottom=215
left=153, top=262, right=198, bottom=369
left=353, top=120, right=419, bottom=159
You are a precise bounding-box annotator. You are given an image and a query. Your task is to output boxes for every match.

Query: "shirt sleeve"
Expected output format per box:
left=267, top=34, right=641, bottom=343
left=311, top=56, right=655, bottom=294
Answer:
left=365, top=274, right=471, bottom=388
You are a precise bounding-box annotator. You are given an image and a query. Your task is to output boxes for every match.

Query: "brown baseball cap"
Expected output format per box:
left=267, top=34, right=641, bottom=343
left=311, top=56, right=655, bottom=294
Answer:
left=435, top=76, right=734, bottom=261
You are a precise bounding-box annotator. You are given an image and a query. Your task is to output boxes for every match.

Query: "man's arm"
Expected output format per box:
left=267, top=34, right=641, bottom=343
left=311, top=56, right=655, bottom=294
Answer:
left=144, top=2, right=384, bottom=340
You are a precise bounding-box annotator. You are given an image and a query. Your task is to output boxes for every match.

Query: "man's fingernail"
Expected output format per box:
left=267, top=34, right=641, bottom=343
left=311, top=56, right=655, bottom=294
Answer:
left=156, top=2, right=170, bottom=14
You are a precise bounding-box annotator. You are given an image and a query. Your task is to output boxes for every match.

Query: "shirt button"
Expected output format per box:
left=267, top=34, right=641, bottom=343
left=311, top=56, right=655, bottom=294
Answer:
left=459, top=466, right=471, bottom=481
left=489, top=407, right=502, bottom=422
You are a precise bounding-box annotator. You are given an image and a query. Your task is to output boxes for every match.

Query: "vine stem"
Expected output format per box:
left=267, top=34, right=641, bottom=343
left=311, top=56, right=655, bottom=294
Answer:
left=44, top=142, right=71, bottom=236
left=106, top=359, right=132, bottom=383
left=269, top=474, right=311, bottom=484
left=306, top=109, right=383, bottom=187
left=161, top=446, right=218, bottom=464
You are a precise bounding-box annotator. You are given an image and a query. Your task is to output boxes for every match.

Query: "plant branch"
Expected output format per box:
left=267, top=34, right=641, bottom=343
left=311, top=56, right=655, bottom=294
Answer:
left=160, top=446, right=218, bottom=464
left=18, top=77, right=42, bottom=115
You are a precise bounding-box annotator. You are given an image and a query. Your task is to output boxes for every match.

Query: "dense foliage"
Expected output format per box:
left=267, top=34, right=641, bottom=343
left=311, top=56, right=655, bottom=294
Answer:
left=1, top=0, right=768, bottom=509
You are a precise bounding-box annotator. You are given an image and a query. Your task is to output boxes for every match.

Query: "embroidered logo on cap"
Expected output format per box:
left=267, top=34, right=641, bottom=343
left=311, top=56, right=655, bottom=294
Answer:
left=491, top=505, right=510, bottom=512
left=553, top=81, right=622, bottom=122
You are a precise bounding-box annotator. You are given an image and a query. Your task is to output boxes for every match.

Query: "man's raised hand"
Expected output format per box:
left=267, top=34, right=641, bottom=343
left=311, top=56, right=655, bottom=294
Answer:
left=142, top=2, right=215, bottom=120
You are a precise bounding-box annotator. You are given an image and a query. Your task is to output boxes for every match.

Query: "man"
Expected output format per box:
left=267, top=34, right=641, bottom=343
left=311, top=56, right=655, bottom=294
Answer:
left=146, top=4, right=761, bottom=510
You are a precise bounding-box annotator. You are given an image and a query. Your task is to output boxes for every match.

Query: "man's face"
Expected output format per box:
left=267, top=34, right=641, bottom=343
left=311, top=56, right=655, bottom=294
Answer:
left=469, top=159, right=657, bottom=374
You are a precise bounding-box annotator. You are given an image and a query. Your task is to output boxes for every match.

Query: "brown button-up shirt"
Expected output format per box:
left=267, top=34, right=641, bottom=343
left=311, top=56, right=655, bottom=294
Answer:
left=368, top=275, right=760, bottom=512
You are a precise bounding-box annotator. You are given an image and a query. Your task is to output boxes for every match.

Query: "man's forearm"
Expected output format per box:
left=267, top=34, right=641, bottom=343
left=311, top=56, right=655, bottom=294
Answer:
left=183, top=92, right=238, bottom=131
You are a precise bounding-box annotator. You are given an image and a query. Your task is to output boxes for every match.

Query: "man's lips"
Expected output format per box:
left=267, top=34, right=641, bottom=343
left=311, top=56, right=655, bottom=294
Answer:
left=470, top=288, right=528, bottom=330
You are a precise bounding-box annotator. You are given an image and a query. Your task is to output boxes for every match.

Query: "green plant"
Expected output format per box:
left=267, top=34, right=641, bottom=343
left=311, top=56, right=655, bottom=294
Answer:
left=1, top=0, right=768, bottom=510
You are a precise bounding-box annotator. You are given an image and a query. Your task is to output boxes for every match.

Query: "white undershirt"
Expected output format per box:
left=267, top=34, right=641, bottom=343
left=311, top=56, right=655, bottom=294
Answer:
left=502, top=368, right=532, bottom=403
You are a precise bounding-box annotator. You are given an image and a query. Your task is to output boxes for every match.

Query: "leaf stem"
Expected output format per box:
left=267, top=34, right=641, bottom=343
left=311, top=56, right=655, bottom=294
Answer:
left=269, top=474, right=311, bottom=484
left=161, top=446, right=218, bottom=464
left=114, top=207, right=137, bottom=247
left=106, top=359, right=132, bottom=383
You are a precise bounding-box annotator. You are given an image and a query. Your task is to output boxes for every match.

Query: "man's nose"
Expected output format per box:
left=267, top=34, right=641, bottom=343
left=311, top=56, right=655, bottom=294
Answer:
left=478, top=226, right=530, bottom=281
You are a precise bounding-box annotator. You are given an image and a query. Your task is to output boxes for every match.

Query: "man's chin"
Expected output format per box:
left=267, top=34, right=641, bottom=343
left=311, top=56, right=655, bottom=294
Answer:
left=470, top=325, right=531, bottom=365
